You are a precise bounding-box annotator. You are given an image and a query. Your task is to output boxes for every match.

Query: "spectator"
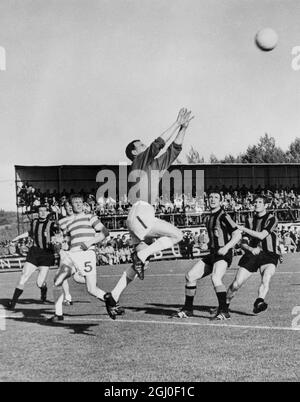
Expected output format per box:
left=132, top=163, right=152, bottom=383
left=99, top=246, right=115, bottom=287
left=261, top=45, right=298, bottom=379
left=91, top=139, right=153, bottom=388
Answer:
left=186, top=233, right=195, bottom=259
left=283, top=232, right=297, bottom=253
left=8, top=241, right=18, bottom=256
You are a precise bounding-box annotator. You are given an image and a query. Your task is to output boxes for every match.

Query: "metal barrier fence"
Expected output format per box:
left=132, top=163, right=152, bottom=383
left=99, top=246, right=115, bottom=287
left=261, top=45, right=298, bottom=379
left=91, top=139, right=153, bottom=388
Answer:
left=98, top=209, right=300, bottom=230
left=17, top=208, right=300, bottom=233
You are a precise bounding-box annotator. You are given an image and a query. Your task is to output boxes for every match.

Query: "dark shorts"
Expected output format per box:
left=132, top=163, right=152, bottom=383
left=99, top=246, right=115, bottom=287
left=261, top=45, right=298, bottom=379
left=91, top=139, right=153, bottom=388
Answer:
left=26, top=246, right=55, bottom=267
left=238, top=251, right=279, bottom=273
left=202, top=251, right=233, bottom=268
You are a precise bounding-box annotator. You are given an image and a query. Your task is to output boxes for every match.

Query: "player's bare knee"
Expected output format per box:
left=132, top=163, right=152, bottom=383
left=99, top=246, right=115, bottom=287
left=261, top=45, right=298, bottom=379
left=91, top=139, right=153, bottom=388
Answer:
left=55, top=265, right=71, bottom=287
left=211, top=273, right=222, bottom=287
left=54, top=276, right=63, bottom=287
left=54, top=272, right=66, bottom=287
left=232, top=280, right=242, bottom=291
left=185, top=272, right=197, bottom=286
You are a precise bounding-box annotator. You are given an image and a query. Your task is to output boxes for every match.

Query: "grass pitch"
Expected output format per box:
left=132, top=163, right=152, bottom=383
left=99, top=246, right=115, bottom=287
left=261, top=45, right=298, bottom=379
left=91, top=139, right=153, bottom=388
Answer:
left=0, top=253, right=299, bottom=382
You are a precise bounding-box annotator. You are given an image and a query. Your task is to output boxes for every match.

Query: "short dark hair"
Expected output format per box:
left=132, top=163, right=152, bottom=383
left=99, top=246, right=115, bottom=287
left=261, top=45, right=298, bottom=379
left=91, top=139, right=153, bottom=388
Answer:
left=208, top=191, right=223, bottom=201
left=125, top=140, right=139, bottom=161
left=254, top=195, right=268, bottom=205
left=38, top=204, right=49, bottom=211
left=70, top=193, right=84, bottom=203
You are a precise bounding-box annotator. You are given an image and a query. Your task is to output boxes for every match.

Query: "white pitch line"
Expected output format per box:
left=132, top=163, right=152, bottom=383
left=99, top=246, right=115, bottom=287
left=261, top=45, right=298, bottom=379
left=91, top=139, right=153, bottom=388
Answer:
left=99, top=271, right=300, bottom=278
left=4, top=314, right=300, bottom=332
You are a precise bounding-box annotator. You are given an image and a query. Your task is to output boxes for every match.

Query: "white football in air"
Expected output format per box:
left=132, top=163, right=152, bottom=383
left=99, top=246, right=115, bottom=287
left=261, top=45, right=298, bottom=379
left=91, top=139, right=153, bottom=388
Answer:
left=255, top=28, right=278, bottom=51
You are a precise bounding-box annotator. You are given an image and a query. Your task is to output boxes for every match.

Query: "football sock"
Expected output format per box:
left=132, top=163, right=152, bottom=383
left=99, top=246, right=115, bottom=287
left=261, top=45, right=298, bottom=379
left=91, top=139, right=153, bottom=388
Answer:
left=137, top=237, right=174, bottom=263
left=62, top=280, right=72, bottom=302
left=11, top=288, right=23, bottom=304
left=184, top=295, right=195, bottom=310
left=53, top=286, right=62, bottom=306
left=93, top=288, right=105, bottom=302
left=184, top=277, right=197, bottom=310
left=112, top=270, right=135, bottom=302
left=55, top=292, right=64, bottom=316
left=215, top=285, right=227, bottom=312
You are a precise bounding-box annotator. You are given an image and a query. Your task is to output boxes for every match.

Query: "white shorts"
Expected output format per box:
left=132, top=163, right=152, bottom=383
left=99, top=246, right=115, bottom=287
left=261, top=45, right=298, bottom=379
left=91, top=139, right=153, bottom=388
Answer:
left=126, top=201, right=155, bottom=242
left=60, top=250, right=96, bottom=278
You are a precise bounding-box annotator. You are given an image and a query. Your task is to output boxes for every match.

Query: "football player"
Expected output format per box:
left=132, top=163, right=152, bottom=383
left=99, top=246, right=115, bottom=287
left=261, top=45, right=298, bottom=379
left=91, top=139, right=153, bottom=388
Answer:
left=226, top=196, right=279, bottom=314
left=50, top=201, right=75, bottom=317
left=105, top=108, right=194, bottom=319
left=7, top=205, right=56, bottom=309
left=174, top=192, right=241, bottom=320
left=48, top=194, right=115, bottom=322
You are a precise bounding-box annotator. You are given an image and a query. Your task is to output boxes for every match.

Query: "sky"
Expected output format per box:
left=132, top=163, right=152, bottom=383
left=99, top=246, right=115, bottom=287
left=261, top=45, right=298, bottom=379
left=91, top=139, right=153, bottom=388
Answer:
left=0, top=0, right=300, bottom=210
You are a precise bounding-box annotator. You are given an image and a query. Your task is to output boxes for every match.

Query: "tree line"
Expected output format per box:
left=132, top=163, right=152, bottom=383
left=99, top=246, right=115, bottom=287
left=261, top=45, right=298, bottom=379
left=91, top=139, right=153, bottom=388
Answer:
left=186, top=134, right=300, bottom=164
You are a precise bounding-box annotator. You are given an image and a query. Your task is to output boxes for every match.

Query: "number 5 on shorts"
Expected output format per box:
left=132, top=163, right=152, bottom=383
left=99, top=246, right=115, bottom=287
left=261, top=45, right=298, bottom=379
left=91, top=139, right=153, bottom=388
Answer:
left=84, top=261, right=93, bottom=273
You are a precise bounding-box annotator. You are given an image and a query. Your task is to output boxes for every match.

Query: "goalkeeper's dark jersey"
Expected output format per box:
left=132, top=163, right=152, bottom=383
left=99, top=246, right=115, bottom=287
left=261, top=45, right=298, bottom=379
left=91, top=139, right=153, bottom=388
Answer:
left=128, top=137, right=182, bottom=204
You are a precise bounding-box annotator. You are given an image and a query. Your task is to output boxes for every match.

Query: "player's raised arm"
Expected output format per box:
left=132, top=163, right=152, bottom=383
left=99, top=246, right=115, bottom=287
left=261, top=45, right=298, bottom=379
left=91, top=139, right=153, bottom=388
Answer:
left=173, top=110, right=194, bottom=146
left=158, top=108, right=187, bottom=143
left=125, top=109, right=191, bottom=167
left=152, top=110, right=194, bottom=171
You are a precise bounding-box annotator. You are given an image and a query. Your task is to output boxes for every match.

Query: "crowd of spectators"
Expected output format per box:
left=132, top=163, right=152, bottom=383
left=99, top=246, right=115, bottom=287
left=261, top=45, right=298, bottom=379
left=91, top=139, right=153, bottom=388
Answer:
left=95, top=234, right=133, bottom=266
left=0, top=228, right=209, bottom=263
left=3, top=182, right=299, bottom=264
left=2, top=225, right=300, bottom=263
left=17, top=182, right=300, bottom=217
left=0, top=238, right=31, bottom=258
left=0, top=234, right=134, bottom=266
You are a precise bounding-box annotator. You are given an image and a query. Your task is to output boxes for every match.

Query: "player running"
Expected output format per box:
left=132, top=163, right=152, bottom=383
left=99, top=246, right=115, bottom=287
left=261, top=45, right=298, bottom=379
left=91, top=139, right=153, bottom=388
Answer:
left=174, top=192, right=241, bottom=321
left=104, top=108, right=194, bottom=319
left=48, top=194, right=114, bottom=322
left=226, top=195, right=279, bottom=314
left=7, top=205, right=56, bottom=310
left=52, top=201, right=74, bottom=311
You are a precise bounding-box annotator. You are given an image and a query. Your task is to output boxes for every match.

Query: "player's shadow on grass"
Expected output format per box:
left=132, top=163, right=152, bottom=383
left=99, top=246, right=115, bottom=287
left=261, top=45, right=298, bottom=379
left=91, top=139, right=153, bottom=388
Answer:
left=123, top=303, right=216, bottom=319
left=0, top=298, right=90, bottom=307
left=123, top=303, right=255, bottom=318
left=227, top=309, right=255, bottom=317
left=1, top=301, right=98, bottom=336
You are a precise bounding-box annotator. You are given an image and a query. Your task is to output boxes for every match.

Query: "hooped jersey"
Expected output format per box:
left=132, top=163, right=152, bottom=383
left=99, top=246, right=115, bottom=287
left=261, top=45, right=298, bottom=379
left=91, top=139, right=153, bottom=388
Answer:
left=64, top=213, right=104, bottom=251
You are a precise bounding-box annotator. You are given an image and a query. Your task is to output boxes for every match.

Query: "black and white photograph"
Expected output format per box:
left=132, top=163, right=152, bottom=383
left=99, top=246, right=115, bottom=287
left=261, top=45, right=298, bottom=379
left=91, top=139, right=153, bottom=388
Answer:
left=0, top=0, right=299, bottom=385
